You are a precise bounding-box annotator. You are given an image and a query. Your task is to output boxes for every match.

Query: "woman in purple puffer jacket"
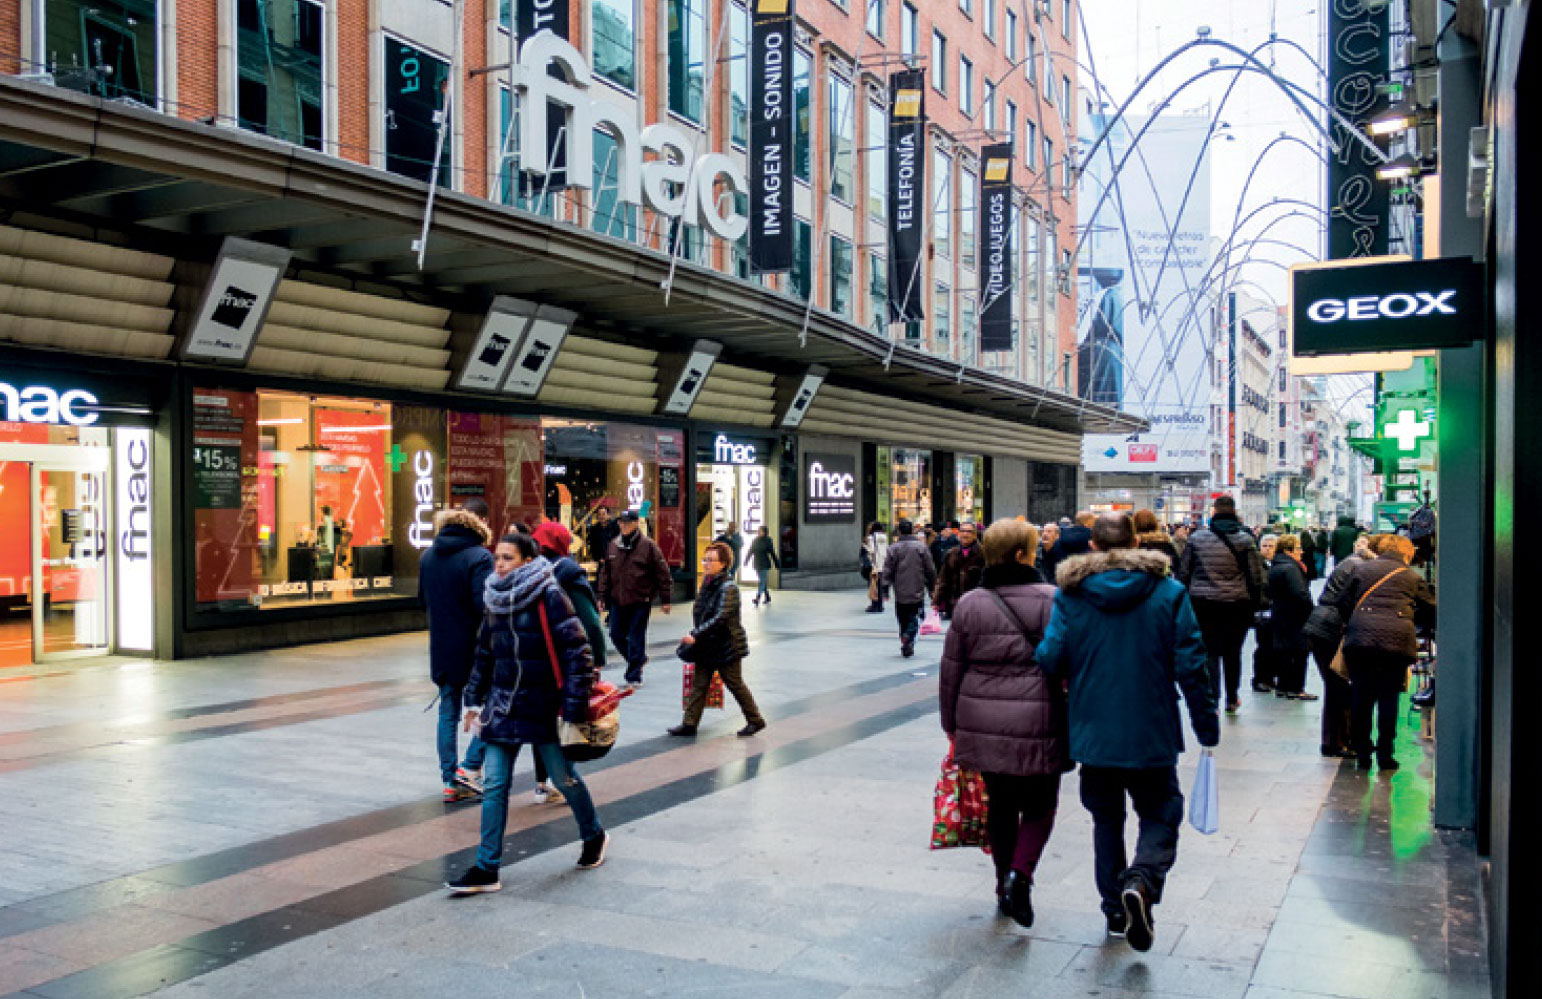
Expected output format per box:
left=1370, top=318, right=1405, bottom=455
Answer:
left=939, top=519, right=1069, bottom=929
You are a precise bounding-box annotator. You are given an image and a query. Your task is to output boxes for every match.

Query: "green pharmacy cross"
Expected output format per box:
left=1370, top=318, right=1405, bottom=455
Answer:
left=387, top=444, right=409, bottom=473
left=1385, top=410, right=1433, bottom=452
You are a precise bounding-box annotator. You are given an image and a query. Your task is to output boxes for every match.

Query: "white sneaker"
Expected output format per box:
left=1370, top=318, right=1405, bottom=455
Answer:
left=533, top=782, right=553, bottom=804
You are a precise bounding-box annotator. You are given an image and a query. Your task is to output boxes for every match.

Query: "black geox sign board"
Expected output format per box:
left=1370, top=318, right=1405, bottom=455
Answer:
left=519, top=0, right=571, bottom=192
left=887, top=69, right=926, bottom=323
left=749, top=0, right=795, bottom=272
left=1326, top=2, right=1388, bottom=259
left=978, top=143, right=1014, bottom=352
left=1290, top=257, right=1485, bottom=356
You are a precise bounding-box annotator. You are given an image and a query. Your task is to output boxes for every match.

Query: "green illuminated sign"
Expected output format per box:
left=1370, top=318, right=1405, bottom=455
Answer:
left=1384, top=409, right=1432, bottom=451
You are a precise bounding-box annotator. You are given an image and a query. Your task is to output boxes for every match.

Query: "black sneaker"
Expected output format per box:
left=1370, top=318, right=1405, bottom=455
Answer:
left=666, top=724, right=697, bottom=737
left=901, top=641, right=915, bottom=658
left=1378, top=757, right=1400, bottom=772
left=737, top=721, right=766, bottom=737
left=1106, top=910, right=1128, bottom=938
left=1356, top=755, right=1375, bottom=770
left=577, top=831, right=609, bottom=869
left=1121, top=877, right=1155, bottom=952
left=445, top=864, right=501, bottom=895
left=1003, top=870, right=1034, bottom=928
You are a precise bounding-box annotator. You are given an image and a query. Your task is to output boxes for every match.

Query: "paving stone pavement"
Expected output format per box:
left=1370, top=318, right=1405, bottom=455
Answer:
left=0, top=590, right=1489, bottom=998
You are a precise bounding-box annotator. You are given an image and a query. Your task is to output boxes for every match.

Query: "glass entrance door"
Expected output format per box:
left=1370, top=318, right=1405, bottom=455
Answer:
left=0, top=456, right=111, bottom=667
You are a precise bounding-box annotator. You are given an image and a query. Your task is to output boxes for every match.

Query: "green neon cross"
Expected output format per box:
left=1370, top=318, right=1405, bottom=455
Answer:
left=387, top=444, right=408, bottom=473
left=1385, top=410, right=1432, bottom=452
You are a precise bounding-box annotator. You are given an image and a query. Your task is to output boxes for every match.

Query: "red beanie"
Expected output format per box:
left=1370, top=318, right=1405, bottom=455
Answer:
left=532, top=521, right=572, bottom=557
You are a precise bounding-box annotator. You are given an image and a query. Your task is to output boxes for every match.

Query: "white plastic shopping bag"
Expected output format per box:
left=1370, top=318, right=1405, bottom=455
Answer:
left=1188, top=748, right=1219, bottom=835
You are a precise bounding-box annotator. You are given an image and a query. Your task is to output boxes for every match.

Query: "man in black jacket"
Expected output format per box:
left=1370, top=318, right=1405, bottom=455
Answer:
left=418, top=503, right=495, bottom=801
left=598, top=511, right=673, bottom=685
left=1043, top=512, right=1095, bottom=582
left=1176, top=496, right=1265, bottom=714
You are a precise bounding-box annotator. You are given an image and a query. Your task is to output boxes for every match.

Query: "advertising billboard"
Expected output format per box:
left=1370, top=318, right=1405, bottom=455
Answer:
left=1078, top=113, right=1212, bottom=474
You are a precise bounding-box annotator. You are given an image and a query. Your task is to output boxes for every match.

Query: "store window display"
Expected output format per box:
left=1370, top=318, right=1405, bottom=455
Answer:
left=885, top=447, right=933, bottom=526
left=956, top=454, right=985, bottom=524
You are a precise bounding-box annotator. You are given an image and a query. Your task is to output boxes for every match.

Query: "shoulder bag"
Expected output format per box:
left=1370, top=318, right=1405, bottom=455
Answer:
left=1327, top=567, right=1410, bottom=682
left=1212, top=526, right=1261, bottom=609
left=538, top=600, right=627, bottom=761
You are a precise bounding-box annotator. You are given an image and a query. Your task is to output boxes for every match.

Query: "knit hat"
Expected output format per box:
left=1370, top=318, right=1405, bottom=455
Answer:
left=531, top=521, right=572, bottom=557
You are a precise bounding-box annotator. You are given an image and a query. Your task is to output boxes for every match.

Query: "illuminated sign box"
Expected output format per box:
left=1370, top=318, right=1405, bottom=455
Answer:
left=1290, top=256, right=1484, bottom=356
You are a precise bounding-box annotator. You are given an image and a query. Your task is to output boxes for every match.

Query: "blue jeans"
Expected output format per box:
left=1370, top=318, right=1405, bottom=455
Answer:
left=477, top=741, right=603, bottom=869
left=608, top=602, right=652, bottom=680
left=438, top=684, right=486, bottom=785
left=755, top=569, right=771, bottom=601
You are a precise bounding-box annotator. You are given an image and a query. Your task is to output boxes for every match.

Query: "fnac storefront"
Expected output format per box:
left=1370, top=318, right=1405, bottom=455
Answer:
left=0, top=361, right=164, bottom=667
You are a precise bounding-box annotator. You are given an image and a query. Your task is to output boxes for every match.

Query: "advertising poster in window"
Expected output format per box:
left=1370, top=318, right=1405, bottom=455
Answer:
left=447, top=411, right=544, bottom=538
left=655, top=430, right=686, bottom=568
left=1077, top=114, right=1212, bottom=474
left=313, top=409, right=389, bottom=552
left=192, top=389, right=260, bottom=605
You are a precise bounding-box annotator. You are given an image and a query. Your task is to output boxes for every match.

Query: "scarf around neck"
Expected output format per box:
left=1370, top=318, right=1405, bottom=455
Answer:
left=484, top=556, right=557, bottom=616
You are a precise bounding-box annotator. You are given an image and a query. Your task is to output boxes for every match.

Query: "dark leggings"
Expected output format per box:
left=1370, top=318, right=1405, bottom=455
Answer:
left=535, top=754, right=548, bottom=785
left=981, top=772, right=1062, bottom=889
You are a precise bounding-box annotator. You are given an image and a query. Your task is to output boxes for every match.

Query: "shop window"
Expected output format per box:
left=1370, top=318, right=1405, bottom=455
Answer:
left=544, top=420, right=687, bottom=571
left=830, top=235, right=854, bottom=319
left=667, top=0, right=707, bottom=122
left=592, top=0, right=636, bottom=91
left=794, top=47, right=813, bottom=183
left=829, top=73, right=855, bottom=203
left=866, top=100, right=886, bottom=220
left=385, top=38, right=452, bottom=186
left=886, top=448, right=933, bottom=526
left=956, top=454, right=985, bottom=524
left=729, top=2, right=749, bottom=146
left=778, top=437, right=799, bottom=569
left=236, top=0, right=324, bottom=151
left=45, top=0, right=158, bottom=106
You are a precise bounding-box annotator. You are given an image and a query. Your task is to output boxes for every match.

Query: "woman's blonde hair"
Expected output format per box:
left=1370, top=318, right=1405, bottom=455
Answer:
left=1276, top=534, right=1300, bottom=553
left=1375, top=534, right=1416, bottom=562
left=982, top=518, right=1040, bottom=567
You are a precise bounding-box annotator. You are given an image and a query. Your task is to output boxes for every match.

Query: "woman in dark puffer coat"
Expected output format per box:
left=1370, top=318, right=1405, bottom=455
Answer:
left=449, top=534, right=607, bottom=895
left=940, top=519, right=1068, bottom=929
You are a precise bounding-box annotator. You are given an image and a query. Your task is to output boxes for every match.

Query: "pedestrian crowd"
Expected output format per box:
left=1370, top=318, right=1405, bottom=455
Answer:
left=413, top=491, right=1433, bottom=955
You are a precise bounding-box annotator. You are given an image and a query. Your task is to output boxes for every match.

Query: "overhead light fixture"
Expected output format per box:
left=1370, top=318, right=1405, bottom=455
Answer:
left=256, top=418, right=305, bottom=426
left=1374, top=155, right=1419, bottom=181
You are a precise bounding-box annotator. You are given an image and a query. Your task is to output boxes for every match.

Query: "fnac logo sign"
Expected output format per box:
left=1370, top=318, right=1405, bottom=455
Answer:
left=0, top=382, right=100, bottom=426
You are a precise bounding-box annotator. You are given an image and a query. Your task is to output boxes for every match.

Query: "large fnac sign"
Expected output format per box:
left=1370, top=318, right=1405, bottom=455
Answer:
left=512, top=33, right=750, bottom=242
left=0, top=382, right=99, bottom=425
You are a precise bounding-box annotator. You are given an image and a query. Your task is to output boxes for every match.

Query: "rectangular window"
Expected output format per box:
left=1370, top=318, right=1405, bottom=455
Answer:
left=934, top=283, right=951, bottom=347
left=1062, top=154, right=1073, bottom=197
left=1279, top=368, right=1288, bottom=391
left=1025, top=211, right=1040, bottom=301
left=794, top=48, right=813, bottom=183
left=829, top=73, right=855, bottom=203
left=985, top=0, right=997, bottom=39
left=1005, top=99, right=1017, bottom=142
left=47, top=0, right=159, bottom=105
left=385, top=38, right=451, bottom=187
left=1062, top=75, right=1072, bottom=116
left=960, top=168, right=977, bottom=269
left=866, top=0, right=886, bottom=38
left=1006, top=8, right=1019, bottom=60
left=830, top=235, right=854, bottom=318
left=1063, top=0, right=1073, bottom=38
left=960, top=56, right=973, bottom=114
left=902, top=3, right=919, bottom=57
left=733, top=191, right=751, bottom=278
left=592, top=0, right=637, bottom=90
left=1061, top=249, right=1072, bottom=293
left=982, top=81, right=996, bottom=132
left=791, top=219, right=813, bottom=300
left=1044, top=137, right=1054, bottom=179
left=667, top=0, right=707, bottom=122
left=961, top=296, right=976, bottom=363
left=1025, top=120, right=1037, bottom=167
left=591, top=128, right=636, bottom=239
left=933, top=31, right=947, bottom=93
left=1026, top=32, right=1036, bottom=85
left=730, top=2, right=749, bottom=146
left=237, top=0, right=324, bottom=150
left=868, top=251, right=888, bottom=334
left=866, top=99, right=886, bottom=219
left=959, top=0, right=973, bottom=16
left=1279, top=403, right=1288, bottom=429
left=933, top=149, right=952, bottom=260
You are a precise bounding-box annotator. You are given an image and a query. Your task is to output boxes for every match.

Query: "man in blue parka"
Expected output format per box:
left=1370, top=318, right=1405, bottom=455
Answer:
left=1037, top=512, right=1218, bottom=954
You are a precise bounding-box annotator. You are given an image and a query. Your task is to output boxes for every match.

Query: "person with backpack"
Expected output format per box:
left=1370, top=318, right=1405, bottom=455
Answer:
left=1176, top=496, right=1265, bottom=714
left=1037, top=513, right=1218, bottom=953
left=939, top=519, right=1066, bottom=928
left=532, top=521, right=608, bottom=804
left=448, top=533, right=607, bottom=894
left=668, top=541, right=765, bottom=737
left=418, top=502, right=495, bottom=802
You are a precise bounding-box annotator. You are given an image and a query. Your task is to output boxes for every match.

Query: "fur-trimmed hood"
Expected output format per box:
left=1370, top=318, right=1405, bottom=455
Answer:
left=1137, top=529, right=1173, bottom=547
left=1054, top=549, right=1173, bottom=612
left=433, top=507, right=493, bottom=546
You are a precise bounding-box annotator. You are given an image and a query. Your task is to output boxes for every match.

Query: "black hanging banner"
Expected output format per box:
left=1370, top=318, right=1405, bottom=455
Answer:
left=1325, top=1, right=1388, bottom=259
left=750, top=0, right=796, bottom=272
left=887, top=69, right=926, bottom=324
left=518, top=0, right=572, bottom=193
left=978, top=143, right=1014, bottom=352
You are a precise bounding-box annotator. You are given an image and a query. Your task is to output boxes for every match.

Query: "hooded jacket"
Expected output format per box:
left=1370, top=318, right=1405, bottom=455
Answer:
left=1037, top=549, right=1218, bottom=768
left=1042, top=524, right=1093, bottom=581
left=551, top=555, right=607, bottom=668
left=939, top=563, right=1068, bottom=777
left=1137, top=529, right=1180, bottom=571
left=417, top=509, right=495, bottom=689
left=1175, top=516, right=1264, bottom=605
left=465, top=557, right=596, bottom=745
left=881, top=534, right=937, bottom=605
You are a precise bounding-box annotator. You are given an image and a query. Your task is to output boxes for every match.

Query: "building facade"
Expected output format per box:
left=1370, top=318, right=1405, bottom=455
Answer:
left=0, top=0, right=1126, bottom=666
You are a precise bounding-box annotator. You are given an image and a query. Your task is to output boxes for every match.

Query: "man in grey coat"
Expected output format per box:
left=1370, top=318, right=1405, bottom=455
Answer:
left=880, top=519, right=937, bottom=658
left=1175, top=496, right=1264, bottom=714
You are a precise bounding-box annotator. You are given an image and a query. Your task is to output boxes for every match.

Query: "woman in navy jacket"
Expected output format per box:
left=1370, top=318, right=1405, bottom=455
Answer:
left=447, top=533, right=608, bottom=894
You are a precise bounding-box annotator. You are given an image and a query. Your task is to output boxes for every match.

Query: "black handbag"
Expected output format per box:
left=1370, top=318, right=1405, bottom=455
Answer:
left=675, top=639, right=697, bottom=663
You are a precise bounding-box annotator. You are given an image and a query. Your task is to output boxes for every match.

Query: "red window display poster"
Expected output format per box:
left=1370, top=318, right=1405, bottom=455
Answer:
left=192, top=390, right=260, bottom=605
left=655, top=429, right=686, bottom=567
left=313, top=409, right=390, bottom=548
left=447, top=412, right=544, bottom=538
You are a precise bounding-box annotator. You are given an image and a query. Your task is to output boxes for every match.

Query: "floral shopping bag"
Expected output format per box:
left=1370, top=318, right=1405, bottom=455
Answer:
left=680, top=663, right=725, bottom=711
left=930, top=747, right=991, bottom=850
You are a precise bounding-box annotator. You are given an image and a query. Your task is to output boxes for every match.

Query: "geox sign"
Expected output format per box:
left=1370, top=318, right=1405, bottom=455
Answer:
left=1290, top=256, right=1484, bottom=356
left=513, top=33, right=749, bottom=242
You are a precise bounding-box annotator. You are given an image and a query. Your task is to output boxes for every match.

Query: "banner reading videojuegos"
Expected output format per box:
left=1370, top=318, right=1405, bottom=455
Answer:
left=887, top=69, right=926, bottom=324
left=750, top=0, right=795, bottom=272
left=978, top=143, right=1014, bottom=352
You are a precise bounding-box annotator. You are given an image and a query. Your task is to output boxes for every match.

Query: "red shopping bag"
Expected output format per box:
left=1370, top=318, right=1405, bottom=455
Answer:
left=680, top=663, right=725, bottom=710
left=930, top=748, right=991, bottom=851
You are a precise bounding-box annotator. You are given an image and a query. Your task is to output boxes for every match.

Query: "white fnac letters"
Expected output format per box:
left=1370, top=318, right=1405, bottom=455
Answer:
left=408, top=451, right=437, bottom=549
left=808, top=461, right=855, bottom=500
left=0, top=383, right=100, bottom=426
